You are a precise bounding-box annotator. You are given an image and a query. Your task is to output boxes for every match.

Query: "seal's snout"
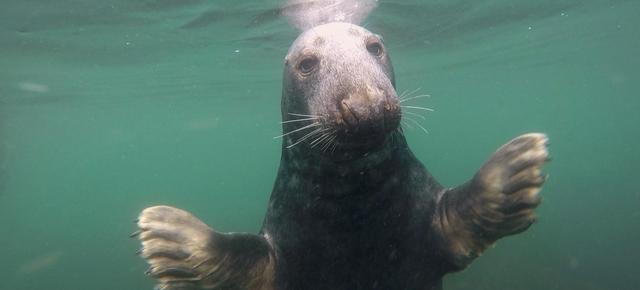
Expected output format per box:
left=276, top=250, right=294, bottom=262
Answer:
left=338, top=84, right=400, bottom=136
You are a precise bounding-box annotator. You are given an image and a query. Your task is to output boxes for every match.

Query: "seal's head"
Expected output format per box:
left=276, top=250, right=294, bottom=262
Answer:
left=281, top=22, right=401, bottom=154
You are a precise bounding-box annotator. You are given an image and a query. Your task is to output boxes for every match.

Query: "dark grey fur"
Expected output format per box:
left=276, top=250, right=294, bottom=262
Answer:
left=135, top=22, right=549, bottom=290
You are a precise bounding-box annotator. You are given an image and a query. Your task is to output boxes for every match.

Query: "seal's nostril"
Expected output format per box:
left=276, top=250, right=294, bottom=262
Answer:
left=340, top=100, right=359, bottom=127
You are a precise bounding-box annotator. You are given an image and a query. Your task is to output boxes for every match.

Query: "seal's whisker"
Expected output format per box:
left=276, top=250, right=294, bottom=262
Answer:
left=398, top=89, right=409, bottom=100
left=319, top=133, right=334, bottom=152
left=287, top=128, right=328, bottom=148
left=317, top=131, right=333, bottom=152
left=329, top=135, right=339, bottom=153
left=287, top=127, right=329, bottom=149
left=274, top=122, right=320, bottom=139
left=310, top=131, right=333, bottom=148
left=399, top=88, right=421, bottom=101
left=321, top=133, right=336, bottom=153
left=280, top=117, right=318, bottom=124
left=288, top=113, right=321, bottom=118
left=319, top=129, right=336, bottom=146
left=389, top=129, right=397, bottom=145
left=320, top=130, right=338, bottom=152
left=396, top=127, right=406, bottom=137
left=403, top=110, right=427, bottom=120
left=401, top=120, right=414, bottom=130
left=399, top=94, right=430, bottom=103
left=309, top=133, right=327, bottom=147
left=405, top=116, right=430, bottom=134
left=401, top=105, right=434, bottom=112
left=287, top=128, right=322, bottom=149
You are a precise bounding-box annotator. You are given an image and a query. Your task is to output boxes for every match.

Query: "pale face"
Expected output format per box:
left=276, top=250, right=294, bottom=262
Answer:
left=282, top=22, right=400, bottom=151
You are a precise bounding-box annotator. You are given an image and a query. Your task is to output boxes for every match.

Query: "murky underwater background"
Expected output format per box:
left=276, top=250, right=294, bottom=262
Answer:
left=1, top=0, right=639, bottom=289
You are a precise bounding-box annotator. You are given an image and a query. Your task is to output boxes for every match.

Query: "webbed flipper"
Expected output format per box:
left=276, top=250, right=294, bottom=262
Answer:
left=434, top=133, right=549, bottom=270
left=135, top=206, right=275, bottom=290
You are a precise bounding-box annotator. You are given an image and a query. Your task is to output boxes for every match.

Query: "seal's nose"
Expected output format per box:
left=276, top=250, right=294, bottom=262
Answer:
left=338, top=84, right=400, bottom=135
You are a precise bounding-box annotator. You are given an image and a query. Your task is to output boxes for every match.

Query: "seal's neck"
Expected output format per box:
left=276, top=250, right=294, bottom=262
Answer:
left=264, top=132, right=422, bottom=232
left=263, top=131, right=427, bottom=242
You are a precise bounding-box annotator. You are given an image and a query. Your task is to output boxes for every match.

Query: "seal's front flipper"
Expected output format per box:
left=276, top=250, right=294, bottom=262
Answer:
left=434, top=133, right=549, bottom=270
left=135, top=205, right=274, bottom=290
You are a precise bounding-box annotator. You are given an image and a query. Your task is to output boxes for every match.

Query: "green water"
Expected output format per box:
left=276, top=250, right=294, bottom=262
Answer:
left=1, top=1, right=639, bottom=289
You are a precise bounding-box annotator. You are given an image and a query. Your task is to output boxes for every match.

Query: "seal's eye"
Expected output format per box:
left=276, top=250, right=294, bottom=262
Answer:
left=298, top=57, right=318, bottom=76
left=366, top=41, right=384, bottom=57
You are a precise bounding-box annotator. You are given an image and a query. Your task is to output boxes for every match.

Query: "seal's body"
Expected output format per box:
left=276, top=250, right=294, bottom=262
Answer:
left=135, top=22, right=549, bottom=290
left=264, top=137, right=447, bottom=290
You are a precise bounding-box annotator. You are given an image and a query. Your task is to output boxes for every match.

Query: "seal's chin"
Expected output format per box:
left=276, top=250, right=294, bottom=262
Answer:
left=330, top=118, right=400, bottom=153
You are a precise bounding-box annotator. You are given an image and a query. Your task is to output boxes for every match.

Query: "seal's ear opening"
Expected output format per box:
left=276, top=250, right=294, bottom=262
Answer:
left=282, top=0, right=377, bottom=31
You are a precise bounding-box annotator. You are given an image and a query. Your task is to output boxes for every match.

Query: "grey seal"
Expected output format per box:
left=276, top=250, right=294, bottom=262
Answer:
left=133, top=22, right=549, bottom=290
